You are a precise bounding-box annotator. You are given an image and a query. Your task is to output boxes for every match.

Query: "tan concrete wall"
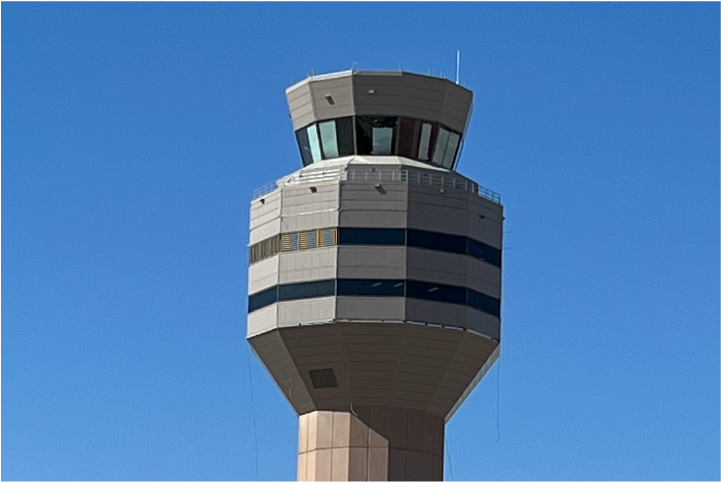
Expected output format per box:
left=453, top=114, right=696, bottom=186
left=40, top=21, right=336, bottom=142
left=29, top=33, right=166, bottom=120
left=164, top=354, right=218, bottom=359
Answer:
left=298, top=409, right=443, bottom=481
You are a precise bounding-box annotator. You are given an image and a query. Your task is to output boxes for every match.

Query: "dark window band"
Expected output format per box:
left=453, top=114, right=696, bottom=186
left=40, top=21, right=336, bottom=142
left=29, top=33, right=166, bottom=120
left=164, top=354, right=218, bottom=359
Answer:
left=248, top=278, right=501, bottom=318
left=338, top=228, right=405, bottom=246
left=251, top=227, right=501, bottom=269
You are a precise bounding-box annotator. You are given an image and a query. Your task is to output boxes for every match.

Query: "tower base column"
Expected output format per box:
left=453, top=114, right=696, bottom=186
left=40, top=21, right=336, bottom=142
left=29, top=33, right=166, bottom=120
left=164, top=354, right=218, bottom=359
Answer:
left=297, top=408, right=444, bottom=481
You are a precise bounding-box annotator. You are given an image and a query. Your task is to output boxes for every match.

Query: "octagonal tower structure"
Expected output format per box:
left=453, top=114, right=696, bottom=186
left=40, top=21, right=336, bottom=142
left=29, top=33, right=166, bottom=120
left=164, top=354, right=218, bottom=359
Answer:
left=247, top=70, right=503, bottom=481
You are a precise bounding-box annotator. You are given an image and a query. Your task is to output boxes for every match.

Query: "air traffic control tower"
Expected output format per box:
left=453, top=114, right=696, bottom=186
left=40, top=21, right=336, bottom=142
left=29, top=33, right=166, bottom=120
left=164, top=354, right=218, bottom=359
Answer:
left=247, top=70, right=503, bottom=481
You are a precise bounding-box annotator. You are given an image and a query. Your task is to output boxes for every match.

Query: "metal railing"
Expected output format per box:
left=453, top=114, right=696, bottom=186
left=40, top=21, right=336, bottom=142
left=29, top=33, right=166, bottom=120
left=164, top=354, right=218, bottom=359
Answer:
left=252, top=168, right=501, bottom=204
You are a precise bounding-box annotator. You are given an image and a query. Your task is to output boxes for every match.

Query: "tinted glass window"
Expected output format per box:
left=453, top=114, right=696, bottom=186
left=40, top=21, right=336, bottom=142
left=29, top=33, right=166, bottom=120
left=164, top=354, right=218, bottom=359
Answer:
left=278, top=280, right=335, bottom=301
left=432, top=127, right=451, bottom=166
left=418, top=123, right=433, bottom=161
left=296, top=128, right=314, bottom=166
left=406, top=280, right=466, bottom=305
left=407, top=229, right=466, bottom=254
left=335, top=117, right=355, bottom=157
left=307, top=125, right=322, bottom=162
left=248, top=286, right=278, bottom=313
left=442, top=132, right=460, bottom=169
left=468, top=238, right=502, bottom=268
left=338, top=228, right=405, bottom=245
left=397, top=117, right=418, bottom=159
left=337, top=279, right=405, bottom=296
left=319, top=120, right=339, bottom=158
left=356, top=116, right=398, bottom=155
left=467, top=289, right=501, bottom=317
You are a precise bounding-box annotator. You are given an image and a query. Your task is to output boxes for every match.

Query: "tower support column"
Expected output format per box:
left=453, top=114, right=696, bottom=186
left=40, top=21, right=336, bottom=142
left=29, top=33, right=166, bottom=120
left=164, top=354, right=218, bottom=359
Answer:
left=297, top=408, right=444, bottom=481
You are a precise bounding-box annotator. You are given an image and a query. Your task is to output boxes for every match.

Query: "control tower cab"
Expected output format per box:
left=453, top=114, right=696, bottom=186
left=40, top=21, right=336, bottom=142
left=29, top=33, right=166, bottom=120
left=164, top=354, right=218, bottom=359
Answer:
left=247, top=70, right=503, bottom=481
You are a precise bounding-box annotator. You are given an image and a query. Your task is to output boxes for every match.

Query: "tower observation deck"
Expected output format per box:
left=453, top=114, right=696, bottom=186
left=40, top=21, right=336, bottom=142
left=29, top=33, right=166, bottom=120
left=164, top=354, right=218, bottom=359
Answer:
left=247, top=70, right=503, bottom=481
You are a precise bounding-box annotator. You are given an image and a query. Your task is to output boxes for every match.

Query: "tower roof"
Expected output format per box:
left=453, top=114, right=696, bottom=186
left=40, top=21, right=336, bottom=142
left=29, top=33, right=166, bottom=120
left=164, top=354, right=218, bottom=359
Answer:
left=286, top=70, right=473, bottom=134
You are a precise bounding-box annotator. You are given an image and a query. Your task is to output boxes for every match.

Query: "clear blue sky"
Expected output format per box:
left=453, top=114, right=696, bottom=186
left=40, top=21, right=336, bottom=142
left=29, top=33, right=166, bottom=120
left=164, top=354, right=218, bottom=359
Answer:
left=2, top=2, right=719, bottom=481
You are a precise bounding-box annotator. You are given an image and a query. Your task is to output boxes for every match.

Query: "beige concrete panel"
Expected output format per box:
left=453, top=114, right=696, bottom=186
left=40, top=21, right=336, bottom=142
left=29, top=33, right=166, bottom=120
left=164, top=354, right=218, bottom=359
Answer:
left=293, top=112, right=316, bottom=131
left=368, top=447, right=389, bottom=481
left=314, top=448, right=333, bottom=482
left=337, top=246, right=406, bottom=279
left=310, top=77, right=353, bottom=109
left=348, top=447, right=368, bottom=481
left=407, top=206, right=468, bottom=238
left=305, top=448, right=317, bottom=481
left=406, top=266, right=468, bottom=289
left=467, top=215, right=503, bottom=248
left=340, top=185, right=408, bottom=212
left=405, top=299, right=468, bottom=329
left=277, top=297, right=336, bottom=327
left=441, top=86, right=473, bottom=134
left=401, top=72, right=451, bottom=91
left=298, top=452, right=308, bottom=481
left=279, top=249, right=337, bottom=284
left=468, top=194, right=504, bottom=218
left=467, top=264, right=502, bottom=299
left=281, top=186, right=339, bottom=217
left=314, top=412, right=334, bottom=451
left=399, top=86, right=446, bottom=103
left=332, top=412, right=351, bottom=448
left=287, top=80, right=312, bottom=102
left=439, top=106, right=471, bottom=134
left=250, top=201, right=282, bottom=239
left=350, top=415, right=369, bottom=447
left=408, top=184, right=468, bottom=236
left=287, top=83, right=316, bottom=131
left=306, top=410, right=319, bottom=448
left=247, top=305, right=278, bottom=338
left=250, top=219, right=282, bottom=245
left=299, top=413, right=309, bottom=454
left=340, top=199, right=409, bottom=212
left=282, top=211, right=339, bottom=232
left=336, top=297, right=406, bottom=322
left=410, top=187, right=469, bottom=207
left=248, top=256, right=280, bottom=293
left=250, top=192, right=281, bottom=223
left=340, top=183, right=407, bottom=200
left=466, top=309, right=501, bottom=340
left=332, top=448, right=350, bottom=481
left=290, top=99, right=315, bottom=120
left=338, top=210, right=408, bottom=228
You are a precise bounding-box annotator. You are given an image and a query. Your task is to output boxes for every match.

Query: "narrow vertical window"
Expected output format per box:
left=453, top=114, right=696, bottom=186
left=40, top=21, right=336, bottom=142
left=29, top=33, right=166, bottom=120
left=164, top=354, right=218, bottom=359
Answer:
left=335, top=117, right=355, bottom=157
left=397, top=118, right=417, bottom=159
left=296, top=128, right=314, bottom=166
left=432, top=127, right=451, bottom=166
left=418, top=123, right=433, bottom=161
left=307, top=125, right=322, bottom=162
left=441, top=132, right=460, bottom=169
left=319, top=121, right=339, bottom=158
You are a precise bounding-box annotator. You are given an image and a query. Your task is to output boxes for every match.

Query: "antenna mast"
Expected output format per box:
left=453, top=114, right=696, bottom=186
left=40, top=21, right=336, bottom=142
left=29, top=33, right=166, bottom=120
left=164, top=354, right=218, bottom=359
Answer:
left=456, top=50, right=461, bottom=84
